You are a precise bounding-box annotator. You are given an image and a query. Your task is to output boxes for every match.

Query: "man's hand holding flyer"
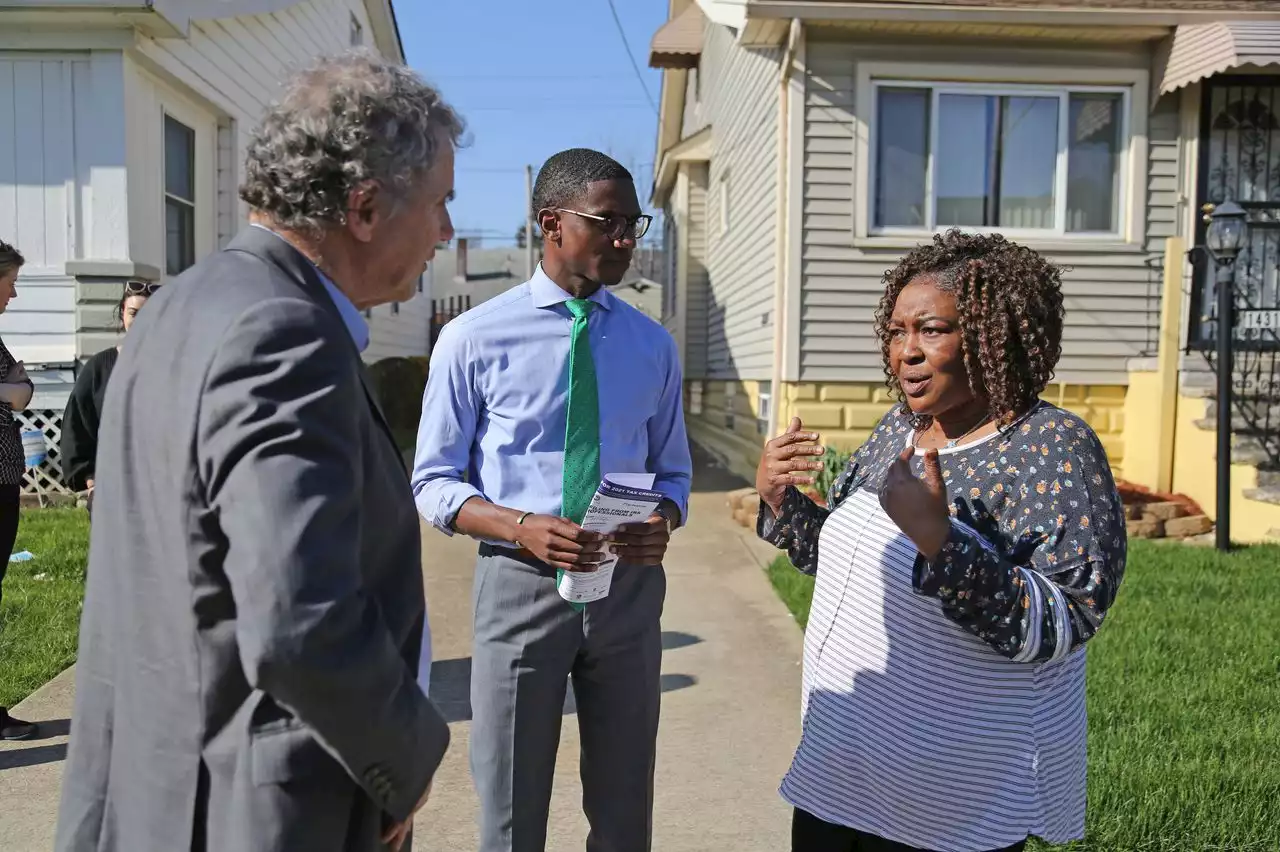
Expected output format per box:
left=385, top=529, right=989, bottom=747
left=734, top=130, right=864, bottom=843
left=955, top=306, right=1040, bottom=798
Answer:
left=557, top=473, right=663, bottom=604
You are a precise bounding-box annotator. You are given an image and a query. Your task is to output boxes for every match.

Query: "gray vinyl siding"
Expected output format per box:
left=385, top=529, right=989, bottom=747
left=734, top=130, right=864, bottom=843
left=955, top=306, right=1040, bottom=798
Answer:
left=686, top=162, right=710, bottom=378
left=800, top=37, right=1175, bottom=386
left=702, top=22, right=781, bottom=380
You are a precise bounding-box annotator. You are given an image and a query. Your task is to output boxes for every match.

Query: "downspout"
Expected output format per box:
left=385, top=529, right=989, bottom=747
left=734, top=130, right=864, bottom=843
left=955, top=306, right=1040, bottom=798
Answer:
left=767, top=18, right=802, bottom=441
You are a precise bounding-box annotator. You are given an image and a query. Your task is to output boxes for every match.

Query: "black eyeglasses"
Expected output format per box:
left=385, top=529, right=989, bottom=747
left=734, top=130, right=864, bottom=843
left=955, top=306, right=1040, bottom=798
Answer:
left=124, top=280, right=162, bottom=296
left=556, top=208, right=653, bottom=242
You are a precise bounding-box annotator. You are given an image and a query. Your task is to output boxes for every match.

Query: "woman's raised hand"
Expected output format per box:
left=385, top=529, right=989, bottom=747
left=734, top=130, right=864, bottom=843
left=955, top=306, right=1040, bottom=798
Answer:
left=756, top=417, right=825, bottom=516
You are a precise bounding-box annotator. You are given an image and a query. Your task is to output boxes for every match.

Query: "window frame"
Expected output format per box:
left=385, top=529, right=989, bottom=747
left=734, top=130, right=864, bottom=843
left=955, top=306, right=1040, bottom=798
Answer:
left=147, top=74, right=216, bottom=282
left=756, top=381, right=772, bottom=436
left=854, top=60, right=1149, bottom=248
left=661, top=213, right=679, bottom=321
left=162, top=112, right=198, bottom=277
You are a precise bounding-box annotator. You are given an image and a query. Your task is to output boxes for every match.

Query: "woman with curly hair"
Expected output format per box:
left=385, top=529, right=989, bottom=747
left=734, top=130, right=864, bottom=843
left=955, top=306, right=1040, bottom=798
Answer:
left=755, top=229, right=1127, bottom=852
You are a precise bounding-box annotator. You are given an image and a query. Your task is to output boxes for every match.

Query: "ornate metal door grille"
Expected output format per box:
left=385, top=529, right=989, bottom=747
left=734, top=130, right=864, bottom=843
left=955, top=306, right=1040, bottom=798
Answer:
left=1190, top=79, right=1280, bottom=470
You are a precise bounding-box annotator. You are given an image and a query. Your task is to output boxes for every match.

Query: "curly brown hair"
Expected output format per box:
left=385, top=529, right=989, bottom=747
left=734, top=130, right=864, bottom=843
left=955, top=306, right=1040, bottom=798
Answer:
left=873, top=229, right=1065, bottom=429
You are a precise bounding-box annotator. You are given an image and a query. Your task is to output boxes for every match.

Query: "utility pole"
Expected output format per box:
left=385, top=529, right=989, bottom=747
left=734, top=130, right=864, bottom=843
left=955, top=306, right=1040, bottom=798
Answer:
left=525, top=164, right=535, bottom=279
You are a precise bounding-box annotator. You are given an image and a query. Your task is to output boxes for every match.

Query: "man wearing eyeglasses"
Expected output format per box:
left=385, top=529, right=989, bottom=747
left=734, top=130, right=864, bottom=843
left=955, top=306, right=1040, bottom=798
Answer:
left=413, top=148, right=692, bottom=852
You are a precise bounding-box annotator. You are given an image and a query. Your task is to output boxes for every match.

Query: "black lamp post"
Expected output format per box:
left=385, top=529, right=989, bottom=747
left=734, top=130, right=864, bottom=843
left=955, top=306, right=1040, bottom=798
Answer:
left=1205, top=200, right=1248, bottom=552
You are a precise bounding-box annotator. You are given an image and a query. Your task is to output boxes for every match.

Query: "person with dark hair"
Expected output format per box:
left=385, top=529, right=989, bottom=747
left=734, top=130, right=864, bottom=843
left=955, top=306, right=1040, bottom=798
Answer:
left=0, top=238, right=37, bottom=742
left=59, top=280, right=160, bottom=508
left=755, top=229, right=1127, bottom=852
left=413, top=147, right=692, bottom=852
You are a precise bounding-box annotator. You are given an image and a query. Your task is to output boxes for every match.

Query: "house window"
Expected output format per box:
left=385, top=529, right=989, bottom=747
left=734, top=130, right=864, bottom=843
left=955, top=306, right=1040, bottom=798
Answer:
left=756, top=381, right=772, bottom=436
left=164, top=115, right=197, bottom=276
left=688, top=380, right=703, bottom=416
left=350, top=14, right=364, bottom=46
left=873, top=82, right=1126, bottom=236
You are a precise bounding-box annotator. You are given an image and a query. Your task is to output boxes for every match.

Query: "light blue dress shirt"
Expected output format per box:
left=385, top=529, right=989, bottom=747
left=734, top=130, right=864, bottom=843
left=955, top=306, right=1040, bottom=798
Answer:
left=412, top=265, right=692, bottom=539
left=251, top=223, right=369, bottom=351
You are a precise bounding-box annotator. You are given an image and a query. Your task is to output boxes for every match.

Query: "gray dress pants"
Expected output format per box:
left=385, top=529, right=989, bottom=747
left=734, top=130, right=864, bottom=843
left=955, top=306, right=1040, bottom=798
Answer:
left=470, top=546, right=666, bottom=852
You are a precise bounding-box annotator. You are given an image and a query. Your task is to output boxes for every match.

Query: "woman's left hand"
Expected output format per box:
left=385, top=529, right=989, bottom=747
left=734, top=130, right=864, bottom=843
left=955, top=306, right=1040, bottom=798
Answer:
left=880, top=446, right=951, bottom=561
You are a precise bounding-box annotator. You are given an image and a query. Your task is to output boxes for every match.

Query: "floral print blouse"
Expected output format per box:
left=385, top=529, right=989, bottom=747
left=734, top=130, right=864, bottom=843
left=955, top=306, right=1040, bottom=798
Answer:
left=759, top=402, right=1128, bottom=663
left=0, top=337, right=30, bottom=487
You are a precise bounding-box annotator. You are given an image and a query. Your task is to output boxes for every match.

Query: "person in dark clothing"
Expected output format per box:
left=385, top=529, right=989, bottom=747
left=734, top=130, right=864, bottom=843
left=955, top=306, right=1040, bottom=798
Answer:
left=59, top=281, right=159, bottom=508
left=0, top=238, right=37, bottom=741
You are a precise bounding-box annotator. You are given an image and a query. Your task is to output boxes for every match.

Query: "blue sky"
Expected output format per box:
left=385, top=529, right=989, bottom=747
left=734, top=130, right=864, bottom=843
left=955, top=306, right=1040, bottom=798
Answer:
left=398, top=1, right=668, bottom=246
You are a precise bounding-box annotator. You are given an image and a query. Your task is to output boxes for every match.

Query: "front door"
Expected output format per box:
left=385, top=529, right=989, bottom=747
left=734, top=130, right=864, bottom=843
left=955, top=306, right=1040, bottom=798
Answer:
left=1191, top=78, right=1280, bottom=350
left=1191, top=77, right=1280, bottom=470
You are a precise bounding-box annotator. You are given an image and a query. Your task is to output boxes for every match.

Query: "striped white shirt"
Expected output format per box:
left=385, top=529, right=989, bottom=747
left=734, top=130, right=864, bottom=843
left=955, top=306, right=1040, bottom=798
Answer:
left=780, top=487, right=1088, bottom=851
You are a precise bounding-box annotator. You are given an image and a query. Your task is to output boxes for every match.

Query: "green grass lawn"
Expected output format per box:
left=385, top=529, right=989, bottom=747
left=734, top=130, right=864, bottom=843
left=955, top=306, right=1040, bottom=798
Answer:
left=0, top=508, right=89, bottom=709
left=766, top=541, right=1280, bottom=851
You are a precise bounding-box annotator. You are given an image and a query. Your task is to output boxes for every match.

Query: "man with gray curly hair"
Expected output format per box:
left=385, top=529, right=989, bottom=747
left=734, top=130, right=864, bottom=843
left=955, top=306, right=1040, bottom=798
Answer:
left=56, top=51, right=460, bottom=852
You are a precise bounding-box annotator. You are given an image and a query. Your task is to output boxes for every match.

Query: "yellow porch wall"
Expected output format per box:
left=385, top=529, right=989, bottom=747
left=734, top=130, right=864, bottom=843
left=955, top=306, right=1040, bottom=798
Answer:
left=1168, top=392, right=1280, bottom=544
left=686, top=380, right=1128, bottom=485
left=1120, top=370, right=1164, bottom=490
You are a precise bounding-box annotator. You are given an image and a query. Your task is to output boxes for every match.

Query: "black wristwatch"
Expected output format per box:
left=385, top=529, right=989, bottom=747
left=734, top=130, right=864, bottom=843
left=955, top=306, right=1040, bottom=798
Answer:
left=653, top=502, right=676, bottom=532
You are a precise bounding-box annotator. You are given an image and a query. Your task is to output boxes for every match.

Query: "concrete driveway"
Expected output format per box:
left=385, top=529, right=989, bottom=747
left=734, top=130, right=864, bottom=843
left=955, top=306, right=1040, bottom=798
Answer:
left=0, top=451, right=804, bottom=851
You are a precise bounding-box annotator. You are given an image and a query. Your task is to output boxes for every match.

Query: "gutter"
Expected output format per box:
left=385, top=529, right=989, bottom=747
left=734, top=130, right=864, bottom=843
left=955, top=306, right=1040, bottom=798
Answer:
left=767, top=18, right=801, bottom=442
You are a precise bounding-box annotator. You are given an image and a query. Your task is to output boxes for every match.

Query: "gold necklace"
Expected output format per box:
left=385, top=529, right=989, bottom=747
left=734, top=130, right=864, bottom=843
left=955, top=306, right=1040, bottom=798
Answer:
left=914, top=414, right=992, bottom=450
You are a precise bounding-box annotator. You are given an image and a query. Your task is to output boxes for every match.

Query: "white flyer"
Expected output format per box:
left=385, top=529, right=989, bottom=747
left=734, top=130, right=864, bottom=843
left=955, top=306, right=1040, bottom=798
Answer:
left=557, top=473, right=662, bottom=605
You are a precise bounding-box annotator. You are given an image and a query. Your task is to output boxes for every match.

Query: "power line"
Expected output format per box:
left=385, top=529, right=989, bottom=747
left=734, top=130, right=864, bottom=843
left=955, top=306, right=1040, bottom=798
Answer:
left=462, top=104, right=654, bottom=113
left=605, top=0, right=658, bottom=116
left=426, top=73, right=634, bottom=81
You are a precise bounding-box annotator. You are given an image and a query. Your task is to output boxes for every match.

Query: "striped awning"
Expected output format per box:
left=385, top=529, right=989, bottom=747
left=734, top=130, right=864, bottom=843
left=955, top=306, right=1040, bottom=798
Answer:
left=649, top=3, right=705, bottom=70
left=1158, top=20, right=1280, bottom=96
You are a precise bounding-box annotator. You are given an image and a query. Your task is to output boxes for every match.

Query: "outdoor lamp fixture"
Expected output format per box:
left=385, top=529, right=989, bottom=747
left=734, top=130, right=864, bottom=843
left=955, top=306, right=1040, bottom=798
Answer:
left=1205, top=199, right=1248, bottom=551
left=1206, top=200, right=1248, bottom=262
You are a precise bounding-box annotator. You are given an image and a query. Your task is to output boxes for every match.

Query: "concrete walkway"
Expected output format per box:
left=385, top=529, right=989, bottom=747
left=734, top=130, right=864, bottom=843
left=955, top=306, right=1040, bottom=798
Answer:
left=0, top=452, right=805, bottom=851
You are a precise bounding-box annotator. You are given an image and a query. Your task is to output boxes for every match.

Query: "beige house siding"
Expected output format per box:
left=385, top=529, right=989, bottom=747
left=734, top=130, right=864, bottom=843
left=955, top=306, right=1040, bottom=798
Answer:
left=683, top=64, right=711, bottom=138
left=685, top=162, right=711, bottom=378
left=702, top=22, right=782, bottom=380
left=799, top=36, right=1179, bottom=386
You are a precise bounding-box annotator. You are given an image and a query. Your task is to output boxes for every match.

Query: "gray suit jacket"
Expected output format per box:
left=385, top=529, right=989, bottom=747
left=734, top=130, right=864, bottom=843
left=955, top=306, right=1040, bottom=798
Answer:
left=55, top=228, right=450, bottom=852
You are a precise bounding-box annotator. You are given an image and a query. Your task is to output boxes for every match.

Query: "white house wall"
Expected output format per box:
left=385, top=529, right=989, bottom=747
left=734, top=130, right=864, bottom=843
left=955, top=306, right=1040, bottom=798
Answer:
left=685, top=162, right=710, bottom=378
left=0, top=54, right=96, bottom=364
left=130, top=0, right=378, bottom=247
left=682, top=65, right=710, bottom=138
left=363, top=285, right=432, bottom=362
left=128, top=0, right=431, bottom=358
left=701, top=22, right=781, bottom=381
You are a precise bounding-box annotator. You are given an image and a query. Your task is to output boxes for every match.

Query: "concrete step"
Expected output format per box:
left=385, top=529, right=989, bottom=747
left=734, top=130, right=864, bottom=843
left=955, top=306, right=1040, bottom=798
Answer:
left=1243, top=486, right=1280, bottom=507
left=1198, top=434, right=1280, bottom=466
left=1180, top=358, right=1280, bottom=401
left=1194, top=414, right=1280, bottom=437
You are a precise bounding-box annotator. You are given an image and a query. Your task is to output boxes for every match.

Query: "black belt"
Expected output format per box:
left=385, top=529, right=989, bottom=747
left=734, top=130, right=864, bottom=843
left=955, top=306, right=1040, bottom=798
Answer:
left=478, top=542, right=554, bottom=574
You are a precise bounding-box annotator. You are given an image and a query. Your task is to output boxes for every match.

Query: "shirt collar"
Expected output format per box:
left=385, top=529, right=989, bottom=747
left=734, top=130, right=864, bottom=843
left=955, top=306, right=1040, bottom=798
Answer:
left=528, top=264, right=613, bottom=312
left=250, top=223, right=370, bottom=352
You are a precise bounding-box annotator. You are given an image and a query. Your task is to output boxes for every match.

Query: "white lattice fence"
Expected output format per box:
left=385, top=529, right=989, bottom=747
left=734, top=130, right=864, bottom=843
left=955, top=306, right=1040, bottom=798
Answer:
left=16, top=409, right=70, bottom=494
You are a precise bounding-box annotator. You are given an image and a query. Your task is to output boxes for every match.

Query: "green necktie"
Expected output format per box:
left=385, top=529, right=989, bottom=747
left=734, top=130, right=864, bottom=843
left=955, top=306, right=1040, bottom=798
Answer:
left=561, top=298, right=600, bottom=611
